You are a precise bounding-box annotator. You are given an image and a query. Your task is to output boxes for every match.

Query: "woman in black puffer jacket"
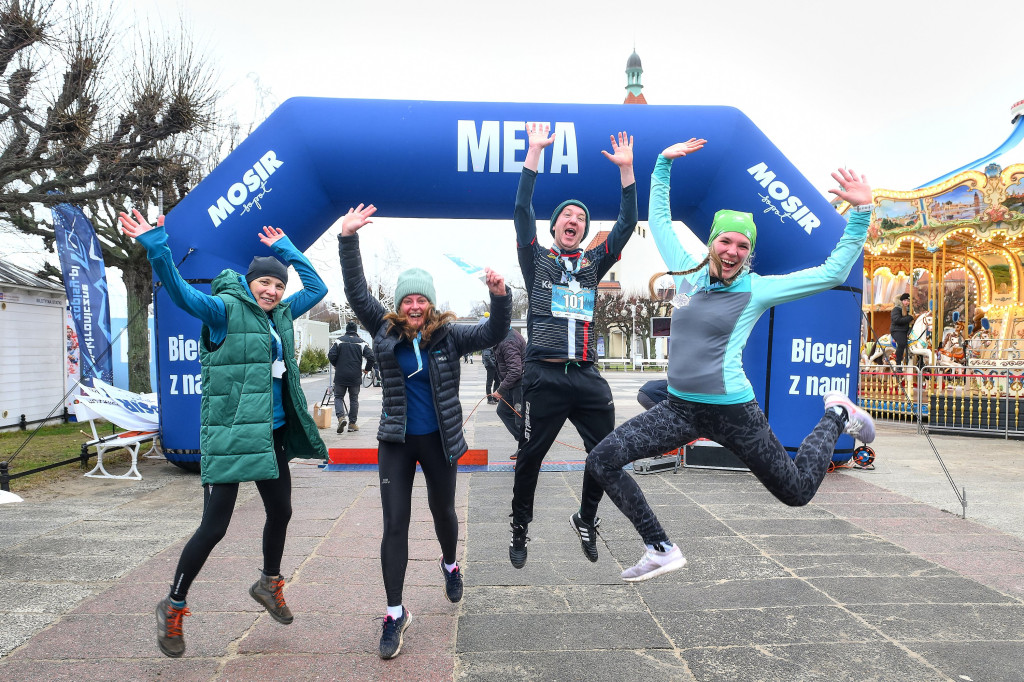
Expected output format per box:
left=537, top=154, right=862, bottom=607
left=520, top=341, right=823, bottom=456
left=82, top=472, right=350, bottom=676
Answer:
left=338, top=203, right=510, bottom=660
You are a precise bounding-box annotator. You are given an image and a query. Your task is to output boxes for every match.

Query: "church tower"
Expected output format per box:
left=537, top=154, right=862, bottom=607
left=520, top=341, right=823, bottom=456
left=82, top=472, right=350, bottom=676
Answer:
left=624, top=49, right=647, bottom=104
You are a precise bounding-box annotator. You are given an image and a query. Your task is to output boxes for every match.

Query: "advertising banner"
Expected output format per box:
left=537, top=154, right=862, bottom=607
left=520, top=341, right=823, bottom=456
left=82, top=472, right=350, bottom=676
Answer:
left=73, top=378, right=159, bottom=432
left=51, top=201, right=114, bottom=386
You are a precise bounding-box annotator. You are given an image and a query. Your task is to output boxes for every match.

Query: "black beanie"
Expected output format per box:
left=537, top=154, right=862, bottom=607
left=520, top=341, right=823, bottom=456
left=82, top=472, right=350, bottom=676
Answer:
left=245, top=256, right=288, bottom=286
left=899, top=293, right=910, bottom=301
left=346, top=321, right=358, bottom=333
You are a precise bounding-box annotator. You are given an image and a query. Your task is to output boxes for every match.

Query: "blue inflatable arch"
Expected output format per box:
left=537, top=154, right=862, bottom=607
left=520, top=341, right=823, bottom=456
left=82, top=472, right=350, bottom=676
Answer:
left=157, top=98, right=863, bottom=464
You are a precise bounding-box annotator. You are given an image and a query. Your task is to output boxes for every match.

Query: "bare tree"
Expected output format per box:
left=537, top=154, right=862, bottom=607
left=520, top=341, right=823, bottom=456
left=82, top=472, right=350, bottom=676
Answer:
left=0, top=0, right=220, bottom=391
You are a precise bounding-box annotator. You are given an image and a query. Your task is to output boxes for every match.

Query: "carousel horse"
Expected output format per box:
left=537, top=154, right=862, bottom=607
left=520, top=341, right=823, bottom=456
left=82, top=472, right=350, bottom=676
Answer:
left=862, top=334, right=897, bottom=370
left=937, top=314, right=968, bottom=373
left=905, top=311, right=935, bottom=369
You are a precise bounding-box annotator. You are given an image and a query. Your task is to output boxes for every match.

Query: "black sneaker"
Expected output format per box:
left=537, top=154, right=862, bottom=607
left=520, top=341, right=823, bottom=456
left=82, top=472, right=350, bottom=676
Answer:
left=439, top=556, right=463, bottom=603
left=156, top=597, right=190, bottom=658
left=509, top=522, right=529, bottom=569
left=378, top=607, right=412, bottom=659
left=570, top=512, right=600, bottom=563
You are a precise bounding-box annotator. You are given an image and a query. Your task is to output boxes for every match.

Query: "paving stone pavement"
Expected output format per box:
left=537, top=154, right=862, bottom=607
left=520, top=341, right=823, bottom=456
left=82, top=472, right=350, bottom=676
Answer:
left=1, top=365, right=1022, bottom=681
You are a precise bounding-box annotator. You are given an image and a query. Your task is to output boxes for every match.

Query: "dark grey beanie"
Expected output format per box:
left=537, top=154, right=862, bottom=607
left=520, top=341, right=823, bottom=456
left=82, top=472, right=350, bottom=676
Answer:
left=245, top=256, right=288, bottom=285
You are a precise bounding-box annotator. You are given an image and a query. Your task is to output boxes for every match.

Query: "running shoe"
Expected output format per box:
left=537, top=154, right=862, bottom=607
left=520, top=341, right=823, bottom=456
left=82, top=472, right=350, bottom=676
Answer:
left=509, top=522, right=529, bottom=569
left=823, top=391, right=876, bottom=443
left=621, top=544, right=687, bottom=582
left=378, top=607, right=412, bottom=659
left=438, top=556, right=464, bottom=603
left=156, top=597, right=190, bottom=658
left=249, top=573, right=294, bottom=624
left=570, top=512, right=600, bottom=563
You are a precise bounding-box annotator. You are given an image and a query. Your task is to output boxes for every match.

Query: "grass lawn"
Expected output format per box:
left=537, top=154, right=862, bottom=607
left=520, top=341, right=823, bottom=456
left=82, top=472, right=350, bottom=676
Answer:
left=0, top=419, right=134, bottom=492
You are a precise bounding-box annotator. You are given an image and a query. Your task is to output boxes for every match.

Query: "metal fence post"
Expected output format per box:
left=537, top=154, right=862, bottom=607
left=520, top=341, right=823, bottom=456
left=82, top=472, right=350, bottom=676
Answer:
left=1, top=461, right=9, bottom=492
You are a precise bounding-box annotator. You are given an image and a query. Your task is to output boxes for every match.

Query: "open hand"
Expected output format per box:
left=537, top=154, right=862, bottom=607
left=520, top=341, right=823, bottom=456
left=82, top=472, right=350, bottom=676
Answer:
left=258, top=226, right=286, bottom=247
left=118, top=209, right=163, bottom=238
left=526, top=122, right=554, bottom=149
left=601, top=131, right=634, bottom=167
left=341, top=203, right=377, bottom=237
left=828, top=168, right=872, bottom=207
left=661, top=138, right=706, bottom=159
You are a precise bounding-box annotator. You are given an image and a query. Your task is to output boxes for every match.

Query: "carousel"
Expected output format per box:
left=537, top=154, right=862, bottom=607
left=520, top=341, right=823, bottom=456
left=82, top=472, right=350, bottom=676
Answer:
left=854, top=99, right=1024, bottom=437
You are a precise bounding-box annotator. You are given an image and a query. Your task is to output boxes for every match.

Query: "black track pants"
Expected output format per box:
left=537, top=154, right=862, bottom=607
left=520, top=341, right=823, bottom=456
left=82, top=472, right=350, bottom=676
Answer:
left=586, top=398, right=844, bottom=545
left=511, top=361, right=614, bottom=525
left=378, top=432, right=459, bottom=607
left=170, top=429, right=292, bottom=601
left=496, top=382, right=524, bottom=441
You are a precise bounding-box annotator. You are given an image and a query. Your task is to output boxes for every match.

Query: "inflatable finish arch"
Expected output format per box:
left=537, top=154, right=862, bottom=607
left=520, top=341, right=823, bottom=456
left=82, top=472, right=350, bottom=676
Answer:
left=158, top=98, right=863, bottom=464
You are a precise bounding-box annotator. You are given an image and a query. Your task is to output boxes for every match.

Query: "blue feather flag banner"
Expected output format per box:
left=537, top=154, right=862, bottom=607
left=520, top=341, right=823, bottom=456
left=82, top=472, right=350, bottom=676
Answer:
left=444, top=253, right=487, bottom=283
left=51, top=200, right=114, bottom=386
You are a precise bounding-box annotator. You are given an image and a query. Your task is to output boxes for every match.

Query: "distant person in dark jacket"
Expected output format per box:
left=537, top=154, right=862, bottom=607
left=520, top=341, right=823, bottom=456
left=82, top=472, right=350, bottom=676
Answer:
left=338, top=202, right=510, bottom=661
left=328, top=321, right=375, bottom=433
left=890, top=293, right=913, bottom=365
left=492, top=328, right=526, bottom=455
left=482, top=346, right=499, bottom=403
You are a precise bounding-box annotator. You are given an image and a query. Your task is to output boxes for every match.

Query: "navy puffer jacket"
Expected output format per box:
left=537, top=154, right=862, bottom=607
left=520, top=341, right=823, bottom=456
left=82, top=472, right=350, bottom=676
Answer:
left=340, top=233, right=510, bottom=462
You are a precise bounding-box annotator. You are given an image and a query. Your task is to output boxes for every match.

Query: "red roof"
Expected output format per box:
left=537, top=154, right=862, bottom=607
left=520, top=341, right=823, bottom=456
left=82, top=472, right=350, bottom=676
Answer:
left=585, top=230, right=610, bottom=251
left=624, top=92, right=648, bottom=105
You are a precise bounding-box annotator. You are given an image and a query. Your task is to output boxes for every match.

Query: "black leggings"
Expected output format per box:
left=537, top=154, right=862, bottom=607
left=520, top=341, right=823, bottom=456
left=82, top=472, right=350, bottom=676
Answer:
left=378, top=431, right=459, bottom=608
left=170, top=429, right=292, bottom=601
left=586, top=398, right=844, bottom=546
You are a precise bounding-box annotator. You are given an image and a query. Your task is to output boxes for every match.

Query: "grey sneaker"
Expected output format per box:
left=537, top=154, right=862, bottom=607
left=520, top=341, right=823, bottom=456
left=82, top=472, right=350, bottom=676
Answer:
left=156, top=597, right=190, bottom=658
left=378, top=607, right=412, bottom=659
left=823, top=391, right=876, bottom=443
left=249, top=573, right=294, bottom=624
left=336, top=419, right=347, bottom=434
left=621, top=544, right=686, bottom=582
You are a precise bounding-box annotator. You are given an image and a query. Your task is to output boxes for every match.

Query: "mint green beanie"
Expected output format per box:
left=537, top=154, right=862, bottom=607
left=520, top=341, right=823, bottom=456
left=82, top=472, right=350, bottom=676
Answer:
left=394, top=268, right=436, bottom=308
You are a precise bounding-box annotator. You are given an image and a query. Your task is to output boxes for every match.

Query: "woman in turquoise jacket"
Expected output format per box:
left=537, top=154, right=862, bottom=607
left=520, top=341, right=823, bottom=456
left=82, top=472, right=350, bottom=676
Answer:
left=119, top=210, right=328, bottom=658
left=585, top=139, right=876, bottom=583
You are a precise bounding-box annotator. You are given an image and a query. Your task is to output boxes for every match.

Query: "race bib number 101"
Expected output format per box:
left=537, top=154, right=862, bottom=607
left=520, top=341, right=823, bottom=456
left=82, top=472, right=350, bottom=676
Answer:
left=551, top=284, right=594, bottom=321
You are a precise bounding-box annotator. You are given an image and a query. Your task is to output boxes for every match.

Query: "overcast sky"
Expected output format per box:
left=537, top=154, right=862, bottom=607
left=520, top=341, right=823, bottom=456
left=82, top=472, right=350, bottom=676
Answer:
left=12, top=0, right=1024, bottom=316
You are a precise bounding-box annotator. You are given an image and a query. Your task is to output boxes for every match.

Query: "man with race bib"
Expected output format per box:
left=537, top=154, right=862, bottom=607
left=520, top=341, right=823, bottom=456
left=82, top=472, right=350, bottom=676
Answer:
left=508, top=124, right=638, bottom=568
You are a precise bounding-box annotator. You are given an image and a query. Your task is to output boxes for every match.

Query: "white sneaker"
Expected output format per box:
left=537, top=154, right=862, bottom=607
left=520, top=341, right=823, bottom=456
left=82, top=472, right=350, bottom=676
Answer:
left=823, top=391, right=876, bottom=444
left=621, top=544, right=686, bottom=582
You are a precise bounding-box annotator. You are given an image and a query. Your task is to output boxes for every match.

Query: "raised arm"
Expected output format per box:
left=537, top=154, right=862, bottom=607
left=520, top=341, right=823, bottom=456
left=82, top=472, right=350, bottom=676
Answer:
left=455, top=268, right=512, bottom=354
left=338, top=204, right=388, bottom=337
left=754, top=168, right=873, bottom=307
left=648, top=140, right=709, bottom=273
left=263, top=226, right=327, bottom=317
left=118, top=210, right=226, bottom=328
left=597, top=132, right=640, bottom=262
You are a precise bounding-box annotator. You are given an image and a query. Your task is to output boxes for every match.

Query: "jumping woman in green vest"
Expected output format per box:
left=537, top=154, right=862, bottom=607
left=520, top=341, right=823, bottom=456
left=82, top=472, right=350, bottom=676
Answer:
left=119, top=210, right=329, bottom=658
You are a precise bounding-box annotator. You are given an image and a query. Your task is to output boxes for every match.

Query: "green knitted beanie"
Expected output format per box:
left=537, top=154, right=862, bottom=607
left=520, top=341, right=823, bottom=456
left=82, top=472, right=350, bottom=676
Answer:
left=549, top=199, right=590, bottom=242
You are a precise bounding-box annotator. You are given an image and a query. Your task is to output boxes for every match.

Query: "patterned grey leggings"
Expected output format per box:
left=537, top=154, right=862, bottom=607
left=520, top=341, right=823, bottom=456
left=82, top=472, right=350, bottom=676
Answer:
left=586, top=398, right=844, bottom=545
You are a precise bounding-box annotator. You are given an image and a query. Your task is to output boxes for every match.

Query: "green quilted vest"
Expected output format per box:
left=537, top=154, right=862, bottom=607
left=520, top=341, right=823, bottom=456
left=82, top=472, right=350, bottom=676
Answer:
left=198, top=270, right=327, bottom=485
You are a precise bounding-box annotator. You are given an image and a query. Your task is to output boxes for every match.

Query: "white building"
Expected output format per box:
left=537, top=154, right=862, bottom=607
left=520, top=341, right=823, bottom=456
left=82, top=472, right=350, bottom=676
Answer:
left=0, top=260, right=68, bottom=429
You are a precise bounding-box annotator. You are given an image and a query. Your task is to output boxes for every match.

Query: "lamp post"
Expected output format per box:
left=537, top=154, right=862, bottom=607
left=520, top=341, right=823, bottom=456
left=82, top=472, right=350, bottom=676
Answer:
left=630, top=303, right=637, bottom=368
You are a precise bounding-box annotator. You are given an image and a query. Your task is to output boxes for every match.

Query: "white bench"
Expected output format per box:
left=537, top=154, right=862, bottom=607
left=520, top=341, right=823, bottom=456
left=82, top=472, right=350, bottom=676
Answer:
left=81, top=419, right=158, bottom=480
